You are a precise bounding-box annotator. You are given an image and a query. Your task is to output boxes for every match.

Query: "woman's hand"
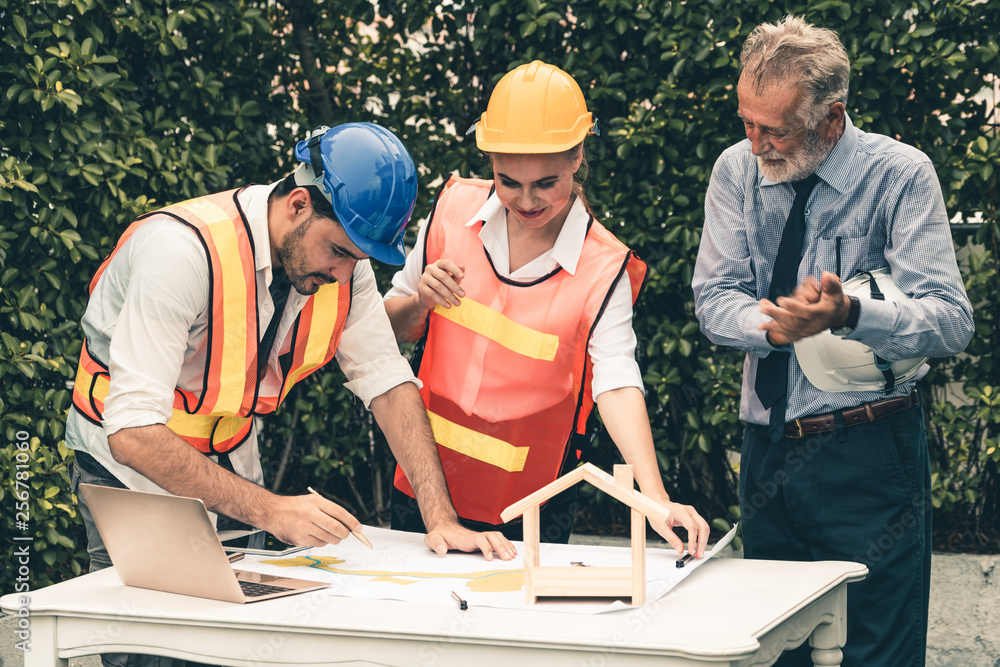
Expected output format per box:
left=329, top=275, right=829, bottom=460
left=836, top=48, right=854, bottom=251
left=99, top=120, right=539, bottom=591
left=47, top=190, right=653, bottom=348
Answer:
left=416, top=259, right=466, bottom=311
left=648, top=495, right=711, bottom=558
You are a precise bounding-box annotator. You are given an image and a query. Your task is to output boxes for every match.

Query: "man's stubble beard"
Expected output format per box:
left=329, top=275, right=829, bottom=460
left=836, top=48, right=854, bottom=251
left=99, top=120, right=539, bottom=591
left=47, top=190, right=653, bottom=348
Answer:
left=275, top=214, right=334, bottom=295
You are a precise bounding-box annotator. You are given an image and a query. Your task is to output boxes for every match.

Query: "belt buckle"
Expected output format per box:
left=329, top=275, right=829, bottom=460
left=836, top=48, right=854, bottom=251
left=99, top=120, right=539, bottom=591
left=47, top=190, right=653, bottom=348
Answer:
left=788, top=419, right=805, bottom=439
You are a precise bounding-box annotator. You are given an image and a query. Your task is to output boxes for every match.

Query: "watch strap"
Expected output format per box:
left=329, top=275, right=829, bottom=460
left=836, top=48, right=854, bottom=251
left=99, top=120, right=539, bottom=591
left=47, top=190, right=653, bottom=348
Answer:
left=831, top=295, right=861, bottom=335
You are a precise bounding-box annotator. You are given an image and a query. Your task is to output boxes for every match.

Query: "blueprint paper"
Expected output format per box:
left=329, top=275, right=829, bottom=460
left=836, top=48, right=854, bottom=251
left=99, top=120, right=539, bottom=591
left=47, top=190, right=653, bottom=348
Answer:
left=235, top=524, right=737, bottom=614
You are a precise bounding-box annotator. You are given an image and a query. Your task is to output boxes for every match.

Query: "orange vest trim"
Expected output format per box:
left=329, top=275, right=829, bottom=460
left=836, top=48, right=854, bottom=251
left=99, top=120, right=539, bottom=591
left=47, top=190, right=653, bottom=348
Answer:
left=72, top=189, right=352, bottom=455
left=394, top=176, right=648, bottom=524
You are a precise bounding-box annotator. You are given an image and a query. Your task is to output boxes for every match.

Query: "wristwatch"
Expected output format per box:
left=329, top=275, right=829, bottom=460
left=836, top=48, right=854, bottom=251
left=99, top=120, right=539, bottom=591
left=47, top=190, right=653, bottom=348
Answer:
left=830, top=295, right=861, bottom=336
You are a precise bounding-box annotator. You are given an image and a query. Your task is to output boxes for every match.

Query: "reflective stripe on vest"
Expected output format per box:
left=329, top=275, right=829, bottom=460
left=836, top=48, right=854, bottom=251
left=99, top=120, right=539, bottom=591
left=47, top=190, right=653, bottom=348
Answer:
left=71, top=189, right=352, bottom=454
left=394, top=175, right=647, bottom=524
left=432, top=298, right=560, bottom=362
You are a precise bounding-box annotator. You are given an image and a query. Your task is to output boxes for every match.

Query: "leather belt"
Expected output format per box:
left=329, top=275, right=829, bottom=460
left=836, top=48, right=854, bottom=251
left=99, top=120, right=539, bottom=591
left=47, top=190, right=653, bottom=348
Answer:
left=784, top=390, right=920, bottom=439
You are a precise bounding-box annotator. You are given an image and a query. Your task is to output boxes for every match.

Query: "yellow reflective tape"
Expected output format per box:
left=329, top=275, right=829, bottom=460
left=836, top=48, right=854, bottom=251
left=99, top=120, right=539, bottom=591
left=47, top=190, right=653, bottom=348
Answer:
left=178, top=199, right=247, bottom=416
left=210, top=415, right=251, bottom=442
left=75, top=360, right=89, bottom=391
left=165, top=410, right=220, bottom=436
left=92, top=375, right=110, bottom=401
left=433, top=299, right=559, bottom=361
left=79, top=355, right=246, bottom=443
left=428, top=411, right=528, bottom=472
left=302, top=286, right=339, bottom=368
left=165, top=412, right=251, bottom=441
left=280, top=285, right=340, bottom=403
left=84, top=367, right=110, bottom=404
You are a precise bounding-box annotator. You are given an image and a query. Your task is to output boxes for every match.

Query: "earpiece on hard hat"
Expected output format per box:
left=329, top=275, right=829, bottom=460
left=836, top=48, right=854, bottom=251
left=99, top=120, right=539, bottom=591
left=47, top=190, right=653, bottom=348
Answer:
left=293, top=123, right=417, bottom=265
left=474, top=61, right=598, bottom=153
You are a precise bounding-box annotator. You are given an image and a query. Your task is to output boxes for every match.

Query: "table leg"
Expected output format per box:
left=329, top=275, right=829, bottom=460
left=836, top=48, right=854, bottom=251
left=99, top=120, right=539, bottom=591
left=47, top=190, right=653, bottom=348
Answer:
left=24, top=616, right=68, bottom=667
left=809, top=585, right=847, bottom=667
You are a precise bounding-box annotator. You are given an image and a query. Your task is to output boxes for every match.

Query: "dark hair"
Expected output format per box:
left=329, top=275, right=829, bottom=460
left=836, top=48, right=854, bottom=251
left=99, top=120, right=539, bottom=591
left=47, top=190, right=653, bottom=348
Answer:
left=483, top=142, right=592, bottom=213
left=268, top=173, right=338, bottom=222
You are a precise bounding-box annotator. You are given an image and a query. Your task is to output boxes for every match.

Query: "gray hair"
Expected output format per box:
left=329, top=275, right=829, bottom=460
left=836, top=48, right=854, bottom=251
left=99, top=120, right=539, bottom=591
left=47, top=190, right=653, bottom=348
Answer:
left=740, top=15, right=850, bottom=128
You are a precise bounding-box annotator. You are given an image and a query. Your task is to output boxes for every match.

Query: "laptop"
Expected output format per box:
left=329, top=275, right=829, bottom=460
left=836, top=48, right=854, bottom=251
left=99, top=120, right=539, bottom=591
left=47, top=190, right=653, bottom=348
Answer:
left=79, top=483, right=328, bottom=603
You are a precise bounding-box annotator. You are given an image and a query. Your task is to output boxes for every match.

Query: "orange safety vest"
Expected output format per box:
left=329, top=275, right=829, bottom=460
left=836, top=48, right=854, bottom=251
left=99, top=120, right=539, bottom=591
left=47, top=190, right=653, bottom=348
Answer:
left=394, top=176, right=647, bottom=524
left=72, top=189, right=352, bottom=455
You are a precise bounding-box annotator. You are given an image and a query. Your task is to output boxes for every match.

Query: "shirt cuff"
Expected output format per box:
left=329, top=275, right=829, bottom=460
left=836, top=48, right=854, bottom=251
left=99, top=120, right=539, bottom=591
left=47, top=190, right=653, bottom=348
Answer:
left=343, top=355, right=423, bottom=409
left=101, top=406, right=169, bottom=437
left=744, top=309, right=780, bottom=357
left=845, top=297, right=897, bottom=346
left=592, top=356, right=644, bottom=399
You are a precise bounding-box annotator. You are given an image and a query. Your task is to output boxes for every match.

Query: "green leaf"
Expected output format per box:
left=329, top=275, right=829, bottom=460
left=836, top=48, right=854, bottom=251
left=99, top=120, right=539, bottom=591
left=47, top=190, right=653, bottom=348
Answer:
left=13, top=15, right=28, bottom=39
left=711, top=518, right=732, bottom=532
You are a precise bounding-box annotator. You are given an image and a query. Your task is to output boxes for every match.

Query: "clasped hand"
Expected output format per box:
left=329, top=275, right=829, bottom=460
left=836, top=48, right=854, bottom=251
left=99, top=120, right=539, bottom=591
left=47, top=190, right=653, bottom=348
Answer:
left=759, top=271, right=851, bottom=346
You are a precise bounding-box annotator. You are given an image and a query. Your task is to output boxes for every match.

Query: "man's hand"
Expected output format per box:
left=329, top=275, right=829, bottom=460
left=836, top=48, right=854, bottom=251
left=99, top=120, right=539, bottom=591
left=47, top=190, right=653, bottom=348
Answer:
left=417, top=259, right=465, bottom=310
left=647, top=495, right=711, bottom=558
left=263, top=493, right=365, bottom=549
left=759, top=271, right=851, bottom=345
left=108, top=424, right=365, bottom=549
left=424, top=521, right=517, bottom=561
left=369, top=384, right=515, bottom=561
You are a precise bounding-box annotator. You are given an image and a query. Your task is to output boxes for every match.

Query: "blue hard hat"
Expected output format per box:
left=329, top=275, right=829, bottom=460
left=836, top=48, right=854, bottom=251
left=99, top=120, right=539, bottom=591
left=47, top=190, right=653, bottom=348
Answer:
left=294, top=123, right=417, bottom=265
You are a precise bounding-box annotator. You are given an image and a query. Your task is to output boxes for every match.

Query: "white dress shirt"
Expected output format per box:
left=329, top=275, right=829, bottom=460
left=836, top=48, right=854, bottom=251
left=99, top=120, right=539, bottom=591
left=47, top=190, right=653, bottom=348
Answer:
left=385, top=193, right=644, bottom=398
left=66, top=182, right=417, bottom=493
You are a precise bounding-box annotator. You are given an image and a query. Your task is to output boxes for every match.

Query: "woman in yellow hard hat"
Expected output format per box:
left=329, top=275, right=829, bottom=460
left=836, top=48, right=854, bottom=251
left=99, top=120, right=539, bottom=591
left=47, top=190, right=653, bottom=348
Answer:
left=384, top=61, right=709, bottom=556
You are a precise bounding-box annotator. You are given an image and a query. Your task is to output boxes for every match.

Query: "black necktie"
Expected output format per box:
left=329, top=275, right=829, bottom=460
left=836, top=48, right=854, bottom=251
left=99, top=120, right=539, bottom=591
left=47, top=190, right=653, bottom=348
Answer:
left=755, top=173, right=820, bottom=443
left=258, top=269, right=291, bottom=381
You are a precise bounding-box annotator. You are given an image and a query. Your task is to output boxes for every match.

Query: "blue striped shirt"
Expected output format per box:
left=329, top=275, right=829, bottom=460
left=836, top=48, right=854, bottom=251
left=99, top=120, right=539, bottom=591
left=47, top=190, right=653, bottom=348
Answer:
left=692, top=118, right=974, bottom=425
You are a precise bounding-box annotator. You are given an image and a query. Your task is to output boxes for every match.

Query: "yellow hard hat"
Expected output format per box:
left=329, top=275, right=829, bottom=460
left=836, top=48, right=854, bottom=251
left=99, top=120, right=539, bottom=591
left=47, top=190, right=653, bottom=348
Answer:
left=475, top=61, right=597, bottom=153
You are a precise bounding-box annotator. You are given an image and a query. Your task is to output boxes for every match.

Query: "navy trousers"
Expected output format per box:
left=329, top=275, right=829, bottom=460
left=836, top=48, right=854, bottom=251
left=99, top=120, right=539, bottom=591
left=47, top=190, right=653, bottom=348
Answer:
left=740, top=403, right=931, bottom=666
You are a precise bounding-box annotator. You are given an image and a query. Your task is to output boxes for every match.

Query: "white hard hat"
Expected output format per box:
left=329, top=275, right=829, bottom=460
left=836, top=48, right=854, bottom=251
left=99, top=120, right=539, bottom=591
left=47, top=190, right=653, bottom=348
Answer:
left=794, top=268, right=928, bottom=392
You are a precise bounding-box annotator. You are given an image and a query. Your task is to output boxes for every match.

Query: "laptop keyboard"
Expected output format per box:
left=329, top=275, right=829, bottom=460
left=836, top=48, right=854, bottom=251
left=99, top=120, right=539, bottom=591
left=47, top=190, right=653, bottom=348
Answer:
left=239, top=581, right=294, bottom=598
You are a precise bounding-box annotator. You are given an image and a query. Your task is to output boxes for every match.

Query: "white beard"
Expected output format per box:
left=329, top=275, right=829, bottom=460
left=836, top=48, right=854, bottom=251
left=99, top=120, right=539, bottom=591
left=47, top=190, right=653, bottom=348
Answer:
left=757, top=129, right=834, bottom=183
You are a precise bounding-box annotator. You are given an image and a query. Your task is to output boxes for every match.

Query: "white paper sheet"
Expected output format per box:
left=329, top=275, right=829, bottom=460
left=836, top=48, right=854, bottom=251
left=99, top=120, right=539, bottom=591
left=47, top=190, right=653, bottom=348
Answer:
left=235, top=524, right=738, bottom=614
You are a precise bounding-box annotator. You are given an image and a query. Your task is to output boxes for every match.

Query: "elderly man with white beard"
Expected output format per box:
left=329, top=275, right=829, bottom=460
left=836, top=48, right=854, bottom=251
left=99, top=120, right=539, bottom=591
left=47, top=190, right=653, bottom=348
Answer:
left=692, top=15, right=973, bottom=667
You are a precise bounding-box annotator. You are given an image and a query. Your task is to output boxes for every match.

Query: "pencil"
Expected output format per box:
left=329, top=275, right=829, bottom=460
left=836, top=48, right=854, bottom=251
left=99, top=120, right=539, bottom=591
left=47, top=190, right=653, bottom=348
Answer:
left=307, top=486, right=374, bottom=549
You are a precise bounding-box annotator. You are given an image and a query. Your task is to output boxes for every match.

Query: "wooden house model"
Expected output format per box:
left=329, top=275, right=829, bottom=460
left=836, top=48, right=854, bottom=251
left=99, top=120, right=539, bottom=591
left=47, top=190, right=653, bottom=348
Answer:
left=500, top=463, right=672, bottom=606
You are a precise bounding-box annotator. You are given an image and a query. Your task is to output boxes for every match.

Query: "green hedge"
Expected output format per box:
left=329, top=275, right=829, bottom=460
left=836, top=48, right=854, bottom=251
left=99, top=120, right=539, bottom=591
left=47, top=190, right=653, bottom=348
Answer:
left=2, top=0, right=998, bottom=593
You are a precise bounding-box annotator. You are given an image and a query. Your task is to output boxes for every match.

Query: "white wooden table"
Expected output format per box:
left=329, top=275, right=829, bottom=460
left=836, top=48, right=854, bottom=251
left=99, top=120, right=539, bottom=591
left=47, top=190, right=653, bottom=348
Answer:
left=2, top=543, right=866, bottom=667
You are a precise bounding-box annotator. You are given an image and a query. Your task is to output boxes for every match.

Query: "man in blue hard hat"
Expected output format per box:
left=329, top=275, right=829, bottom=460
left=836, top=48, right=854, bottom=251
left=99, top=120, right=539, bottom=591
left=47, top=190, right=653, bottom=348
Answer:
left=67, top=123, right=516, bottom=622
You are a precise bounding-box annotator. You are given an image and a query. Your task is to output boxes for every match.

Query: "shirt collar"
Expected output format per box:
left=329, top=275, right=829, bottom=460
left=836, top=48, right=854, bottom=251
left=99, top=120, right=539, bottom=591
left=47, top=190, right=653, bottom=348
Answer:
left=466, top=192, right=591, bottom=276
left=813, top=114, right=858, bottom=194
left=241, top=181, right=283, bottom=275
